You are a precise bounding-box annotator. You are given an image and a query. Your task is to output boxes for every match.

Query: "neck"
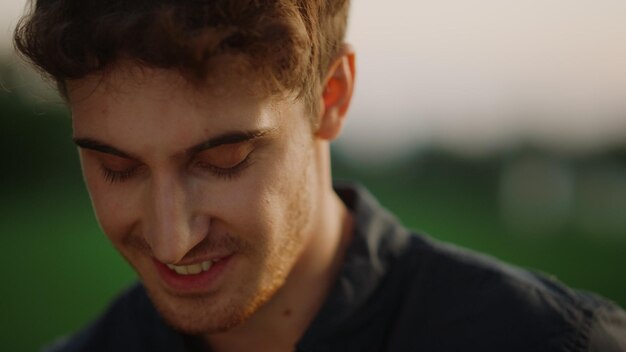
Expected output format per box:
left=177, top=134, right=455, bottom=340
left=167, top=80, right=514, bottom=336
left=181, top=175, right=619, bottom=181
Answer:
left=203, top=144, right=353, bottom=352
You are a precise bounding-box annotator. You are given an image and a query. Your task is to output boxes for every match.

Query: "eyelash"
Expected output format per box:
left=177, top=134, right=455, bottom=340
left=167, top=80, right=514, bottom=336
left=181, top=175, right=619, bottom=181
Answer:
left=194, top=155, right=251, bottom=180
left=99, top=155, right=252, bottom=184
left=100, top=165, right=138, bottom=184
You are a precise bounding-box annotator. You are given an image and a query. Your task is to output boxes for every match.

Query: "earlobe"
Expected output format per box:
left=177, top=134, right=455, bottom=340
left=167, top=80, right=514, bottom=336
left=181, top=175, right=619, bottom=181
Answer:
left=316, top=44, right=356, bottom=141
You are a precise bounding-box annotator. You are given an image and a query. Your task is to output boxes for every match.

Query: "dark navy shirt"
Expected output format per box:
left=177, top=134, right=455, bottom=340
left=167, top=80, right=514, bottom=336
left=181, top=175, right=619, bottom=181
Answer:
left=47, top=184, right=626, bottom=351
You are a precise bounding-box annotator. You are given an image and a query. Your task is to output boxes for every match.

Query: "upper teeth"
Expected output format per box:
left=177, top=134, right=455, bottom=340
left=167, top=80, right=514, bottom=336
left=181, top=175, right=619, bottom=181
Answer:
left=167, top=260, right=213, bottom=275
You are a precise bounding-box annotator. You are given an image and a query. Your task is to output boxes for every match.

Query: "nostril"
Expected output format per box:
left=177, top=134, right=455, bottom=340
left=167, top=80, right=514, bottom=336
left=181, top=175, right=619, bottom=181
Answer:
left=148, top=232, right=193, bottom=265
left=144, top=178, right=210, bottom=265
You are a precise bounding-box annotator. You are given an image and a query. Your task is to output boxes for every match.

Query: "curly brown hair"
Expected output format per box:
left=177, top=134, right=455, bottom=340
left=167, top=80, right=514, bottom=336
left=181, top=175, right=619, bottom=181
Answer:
left=14, top=0, right=350, bottom=116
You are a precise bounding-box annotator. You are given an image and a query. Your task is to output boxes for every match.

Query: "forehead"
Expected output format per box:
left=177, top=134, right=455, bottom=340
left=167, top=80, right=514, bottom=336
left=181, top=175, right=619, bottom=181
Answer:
left=67, top=61, right=304, bottom=153
left=68, top=57, right=270, bottom=107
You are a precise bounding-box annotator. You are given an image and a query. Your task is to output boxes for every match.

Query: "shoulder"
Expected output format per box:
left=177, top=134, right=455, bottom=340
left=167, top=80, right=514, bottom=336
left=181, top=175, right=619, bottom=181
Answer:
left=329, top=184, right=625, bottom=351
left=386, top=233, right=626, bottom=351
left=43, top=283, right=185, bottom=352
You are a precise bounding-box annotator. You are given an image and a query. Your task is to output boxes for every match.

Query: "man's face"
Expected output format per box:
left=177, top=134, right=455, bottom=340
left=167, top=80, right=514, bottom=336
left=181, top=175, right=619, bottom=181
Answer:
left=68, top=64, right=321, bottom=334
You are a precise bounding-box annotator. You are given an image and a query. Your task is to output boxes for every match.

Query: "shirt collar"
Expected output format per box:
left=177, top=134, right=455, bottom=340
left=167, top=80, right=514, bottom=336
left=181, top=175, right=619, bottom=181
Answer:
left=297, top=182, right=411, bottom=350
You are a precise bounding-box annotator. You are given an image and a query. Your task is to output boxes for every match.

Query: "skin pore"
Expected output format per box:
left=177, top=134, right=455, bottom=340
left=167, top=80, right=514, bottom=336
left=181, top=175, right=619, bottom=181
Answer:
left=68, top=47, right=356, bottom=351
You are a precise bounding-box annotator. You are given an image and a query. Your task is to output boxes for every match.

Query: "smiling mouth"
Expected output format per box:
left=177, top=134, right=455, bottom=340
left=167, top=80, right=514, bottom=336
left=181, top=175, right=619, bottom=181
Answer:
left=166, top=258, right=223, bottom=275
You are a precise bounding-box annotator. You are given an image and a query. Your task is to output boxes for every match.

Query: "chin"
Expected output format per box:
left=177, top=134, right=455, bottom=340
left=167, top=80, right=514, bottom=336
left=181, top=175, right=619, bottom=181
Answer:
left=143, top=278, right=281, bottom=336
left=147, top=291, right=242, bottom=334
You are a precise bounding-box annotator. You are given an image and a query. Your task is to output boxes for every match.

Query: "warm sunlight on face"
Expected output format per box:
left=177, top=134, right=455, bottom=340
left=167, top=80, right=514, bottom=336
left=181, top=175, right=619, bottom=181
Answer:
left=67, top=63, right=322, bottom=334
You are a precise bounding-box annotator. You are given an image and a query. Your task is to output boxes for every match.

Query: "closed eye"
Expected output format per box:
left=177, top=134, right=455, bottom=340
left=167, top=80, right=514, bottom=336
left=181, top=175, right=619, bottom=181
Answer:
left=100, top=165, right=139, bottom=183
left=193, top=143, right=254, bottom=179
left=94, top=152, right=143, bottom=184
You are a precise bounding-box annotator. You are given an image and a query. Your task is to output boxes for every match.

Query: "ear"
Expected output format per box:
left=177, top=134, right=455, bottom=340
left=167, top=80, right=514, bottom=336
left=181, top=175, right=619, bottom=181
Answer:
left=316, top=44, right=356, bottom=140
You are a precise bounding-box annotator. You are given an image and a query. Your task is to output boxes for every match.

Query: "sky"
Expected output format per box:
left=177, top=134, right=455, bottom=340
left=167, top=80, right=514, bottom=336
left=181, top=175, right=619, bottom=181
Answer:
left=2, top=0, right=626, bottom=159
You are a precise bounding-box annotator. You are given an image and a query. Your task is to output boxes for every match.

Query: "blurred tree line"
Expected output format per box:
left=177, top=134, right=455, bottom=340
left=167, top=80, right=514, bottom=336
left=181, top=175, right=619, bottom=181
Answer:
left=1, top=59, right=81, bottom=195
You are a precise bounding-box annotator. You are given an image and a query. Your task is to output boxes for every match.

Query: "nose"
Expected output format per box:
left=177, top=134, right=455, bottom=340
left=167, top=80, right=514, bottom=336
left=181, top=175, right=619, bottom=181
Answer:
left=144, top=172, right=209, bottom=264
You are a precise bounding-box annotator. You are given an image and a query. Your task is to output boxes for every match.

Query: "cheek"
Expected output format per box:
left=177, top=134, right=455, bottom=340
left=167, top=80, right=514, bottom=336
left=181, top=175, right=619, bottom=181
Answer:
left=207, top=177, right=279, bottom=236
left=82, top=163, right=138, bottom=241
left=206, top=149, right=309, bottom=240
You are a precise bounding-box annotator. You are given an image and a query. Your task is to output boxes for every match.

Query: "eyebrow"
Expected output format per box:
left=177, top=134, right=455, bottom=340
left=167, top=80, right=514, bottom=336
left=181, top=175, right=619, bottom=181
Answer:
left=73, top=138, right=135, bottom=159
left=187, top=128, right=275, bottom=155
left=73, top=128, right=276, bottom=159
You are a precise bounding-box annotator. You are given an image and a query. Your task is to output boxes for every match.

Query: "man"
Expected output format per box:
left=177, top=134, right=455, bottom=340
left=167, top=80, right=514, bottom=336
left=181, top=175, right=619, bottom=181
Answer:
left=14, top=1, right=626, bottom=351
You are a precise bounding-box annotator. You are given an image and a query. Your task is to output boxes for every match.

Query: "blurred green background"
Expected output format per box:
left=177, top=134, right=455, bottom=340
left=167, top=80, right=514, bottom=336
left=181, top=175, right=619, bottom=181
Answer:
left=1, top=58, right=625, bottom=351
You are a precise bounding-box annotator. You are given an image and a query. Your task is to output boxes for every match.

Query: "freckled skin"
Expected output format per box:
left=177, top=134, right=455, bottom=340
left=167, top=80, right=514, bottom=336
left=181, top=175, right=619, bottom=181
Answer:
left=69, top=65, right=325, bottom=335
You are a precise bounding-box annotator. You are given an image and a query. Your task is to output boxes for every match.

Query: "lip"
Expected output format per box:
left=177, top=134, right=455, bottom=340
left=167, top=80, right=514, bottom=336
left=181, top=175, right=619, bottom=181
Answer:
left=154, top=255, right=233, bottom=294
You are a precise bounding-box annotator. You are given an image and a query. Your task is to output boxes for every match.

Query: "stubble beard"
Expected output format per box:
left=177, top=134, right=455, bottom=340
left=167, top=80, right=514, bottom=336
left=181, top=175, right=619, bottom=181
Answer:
left=140, top=176, right=312, bottom=336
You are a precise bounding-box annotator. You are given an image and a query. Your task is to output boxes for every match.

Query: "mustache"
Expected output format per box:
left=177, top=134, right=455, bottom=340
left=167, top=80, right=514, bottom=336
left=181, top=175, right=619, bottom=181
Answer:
left=124, top=231, right=254, bottom=260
